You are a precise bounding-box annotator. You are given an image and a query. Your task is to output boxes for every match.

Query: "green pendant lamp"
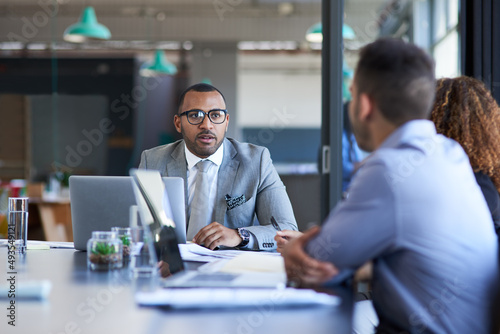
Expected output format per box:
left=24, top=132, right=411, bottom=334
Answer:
left=305, top=22, right=356, bottom=43
left=305, top=22, right=323, bottom=43
left=63, top=7, right=111, bottom=43
left=140, top=50, right=178, bottom=77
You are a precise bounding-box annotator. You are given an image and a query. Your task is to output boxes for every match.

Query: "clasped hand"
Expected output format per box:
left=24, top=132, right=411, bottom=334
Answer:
left=276, top=226, right=338, bottom=287
left=192, top=222, right=242, bottom=250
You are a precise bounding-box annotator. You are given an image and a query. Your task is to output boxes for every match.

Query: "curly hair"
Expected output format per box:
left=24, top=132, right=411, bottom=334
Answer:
left=430, top=76, right=500, bottom=192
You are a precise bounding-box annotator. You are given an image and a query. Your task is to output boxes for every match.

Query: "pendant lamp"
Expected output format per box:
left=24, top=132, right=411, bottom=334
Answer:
left=305, top=23, right=356, bottom=43
left=140, top=50, right=178, bottom=77
left=63, top=7, right=111, bottom=43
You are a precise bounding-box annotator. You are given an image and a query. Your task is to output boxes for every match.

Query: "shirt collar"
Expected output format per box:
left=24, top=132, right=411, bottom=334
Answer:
left=184, top=141, right=224, bottom=171
left=379, top=119, right=437, bottom=150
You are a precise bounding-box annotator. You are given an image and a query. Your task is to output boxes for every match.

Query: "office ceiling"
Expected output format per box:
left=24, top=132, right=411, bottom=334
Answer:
left=0, top=0, right=387, bottom=45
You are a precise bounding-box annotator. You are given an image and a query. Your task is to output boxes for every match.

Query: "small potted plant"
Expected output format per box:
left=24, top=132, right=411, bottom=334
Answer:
left=87, top=231, right=123, bottom=270
left=111, top=227, right=132, bottom=262
left=120, top=234, right=131, bottom=258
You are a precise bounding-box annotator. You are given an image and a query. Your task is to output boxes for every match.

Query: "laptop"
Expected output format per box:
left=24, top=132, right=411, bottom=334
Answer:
left=130, top=169, right=286, bottom=288
left=69, top=175, right=186, bottom=251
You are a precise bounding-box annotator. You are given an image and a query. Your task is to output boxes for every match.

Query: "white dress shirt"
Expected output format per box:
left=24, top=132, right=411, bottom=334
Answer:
left=184, top=142, right=255, bottom=248
left=185, top=143, right=223, bottom=227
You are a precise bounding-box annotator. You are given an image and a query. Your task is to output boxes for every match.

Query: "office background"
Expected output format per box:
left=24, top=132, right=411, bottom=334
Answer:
left=0, top=0, right=498, bottom=232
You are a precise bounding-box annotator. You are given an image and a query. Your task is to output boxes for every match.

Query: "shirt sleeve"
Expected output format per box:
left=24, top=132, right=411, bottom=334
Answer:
left=306, top=159, right=397, bottom=270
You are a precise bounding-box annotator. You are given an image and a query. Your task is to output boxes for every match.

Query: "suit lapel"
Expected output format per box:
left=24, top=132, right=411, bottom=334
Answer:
left=166, top=142, right=189, bottom=208
left=214, top=139, right=239, bottom=225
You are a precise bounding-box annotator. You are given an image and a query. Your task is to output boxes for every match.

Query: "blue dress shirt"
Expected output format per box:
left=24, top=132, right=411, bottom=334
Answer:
left=307, top=120, right=499, bottom=333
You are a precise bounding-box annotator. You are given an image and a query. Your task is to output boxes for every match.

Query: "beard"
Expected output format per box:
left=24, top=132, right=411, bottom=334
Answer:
left=349, top=98, right=374, bottom=152
left=182, top=128, right=226, bottom=158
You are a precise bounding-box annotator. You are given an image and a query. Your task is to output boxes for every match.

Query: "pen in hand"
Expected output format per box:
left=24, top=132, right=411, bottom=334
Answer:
left=271, top=216, right=288, bottom=240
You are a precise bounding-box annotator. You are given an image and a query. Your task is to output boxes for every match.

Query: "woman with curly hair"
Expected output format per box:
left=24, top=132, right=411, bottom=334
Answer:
left=430, top=76, right=500, bottom=235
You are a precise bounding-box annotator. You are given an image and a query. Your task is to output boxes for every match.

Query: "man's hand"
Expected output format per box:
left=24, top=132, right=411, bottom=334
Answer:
left=193, top=222, right=242, bottom=250
left=274, top=230, right=303, bottom=254
left=282, top=226, right=338, bottom=287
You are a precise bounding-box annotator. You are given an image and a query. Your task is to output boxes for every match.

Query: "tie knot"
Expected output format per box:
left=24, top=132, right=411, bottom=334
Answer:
left=196, top=160, right=212, bottom=173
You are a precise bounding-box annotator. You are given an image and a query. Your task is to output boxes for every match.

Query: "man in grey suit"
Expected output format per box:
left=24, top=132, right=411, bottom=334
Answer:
left=139, top=83, right=298, bottom=250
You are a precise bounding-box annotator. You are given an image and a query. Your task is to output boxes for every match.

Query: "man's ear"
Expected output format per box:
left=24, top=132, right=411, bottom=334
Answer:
left=174, top=115, right=182, bottom=133
left=358, top=93, right=374, bottom=122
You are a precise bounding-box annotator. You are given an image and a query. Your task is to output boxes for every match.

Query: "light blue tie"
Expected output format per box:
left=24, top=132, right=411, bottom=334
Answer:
left=187, top=160, right=212, bottom=240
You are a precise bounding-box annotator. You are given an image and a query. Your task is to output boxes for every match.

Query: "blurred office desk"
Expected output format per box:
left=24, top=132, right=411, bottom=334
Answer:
left=29, top=197, right=72, bottom=242
left=0, top=248, right=353, bottom=334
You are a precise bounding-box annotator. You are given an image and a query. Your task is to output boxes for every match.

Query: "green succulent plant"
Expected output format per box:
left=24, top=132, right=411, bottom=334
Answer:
left=91, top=242, right=117, bottom=255
left=119, top=235, right=131, bottom=246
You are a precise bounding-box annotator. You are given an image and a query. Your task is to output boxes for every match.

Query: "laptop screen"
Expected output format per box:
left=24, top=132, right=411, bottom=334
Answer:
left=69, top=175, right=186, bottom=251
left=130, top=169, right=184, bottom=274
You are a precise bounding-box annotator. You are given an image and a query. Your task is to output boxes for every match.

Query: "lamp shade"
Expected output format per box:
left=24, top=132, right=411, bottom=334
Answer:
left=305, top=22, right=356, bottom=43
left=305, top=22, right=323, bottom=43
left=140, top=50, right=178, bottom=77
left=63, top=7, right=111, bottom=43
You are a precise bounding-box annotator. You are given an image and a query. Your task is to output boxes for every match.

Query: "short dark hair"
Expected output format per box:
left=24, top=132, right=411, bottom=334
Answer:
left=354, top=38, right=436, bottom=125
left=178, top=83, right=226, bottom=114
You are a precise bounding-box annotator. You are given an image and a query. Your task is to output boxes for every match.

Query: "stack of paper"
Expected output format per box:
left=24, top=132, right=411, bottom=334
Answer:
left=178, top=243, right=279, bottom=262
left=135, top=287, right=340, bottom=309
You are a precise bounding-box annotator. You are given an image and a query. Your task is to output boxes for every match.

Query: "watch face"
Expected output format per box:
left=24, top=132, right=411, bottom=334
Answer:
left=239, top=228, right=250, bottom=239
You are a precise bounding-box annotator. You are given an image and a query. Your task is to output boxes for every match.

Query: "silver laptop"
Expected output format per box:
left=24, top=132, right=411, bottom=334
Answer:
left=69, top=175, right=186, bottom=251
left=130, top=169, right=286, bottom=288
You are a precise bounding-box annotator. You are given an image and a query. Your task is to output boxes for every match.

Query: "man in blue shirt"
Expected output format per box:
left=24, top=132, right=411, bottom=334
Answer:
left=281, top=38, right=499, bottom=333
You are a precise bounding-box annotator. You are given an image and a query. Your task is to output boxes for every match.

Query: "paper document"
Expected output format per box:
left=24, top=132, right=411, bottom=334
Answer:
left=0, top=240, right=74, bottom=249
left=220, top=253, right=285, bottom=274
left=29, top=240, right=75, bottom=249
left=179, top=243, right=255, bottom=262
left=136, top=287, right=341, bottom=309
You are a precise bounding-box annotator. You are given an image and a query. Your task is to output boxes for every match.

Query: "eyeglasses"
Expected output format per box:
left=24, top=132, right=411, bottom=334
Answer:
left=179, top=109, right=228, bottom=125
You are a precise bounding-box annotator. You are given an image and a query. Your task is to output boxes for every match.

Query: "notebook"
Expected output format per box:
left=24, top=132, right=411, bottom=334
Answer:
left=130, top=169, right=287, bottom=288
left=69, top=175, right=186, bottom=251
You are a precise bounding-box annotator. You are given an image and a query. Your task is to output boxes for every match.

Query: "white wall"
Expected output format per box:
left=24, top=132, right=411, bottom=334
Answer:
left=434, top=29, right=459, bottom=78
left=237, top=52, right=322, bottom=129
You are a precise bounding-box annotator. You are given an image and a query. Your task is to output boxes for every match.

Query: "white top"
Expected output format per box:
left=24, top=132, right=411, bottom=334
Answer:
left=185, top=143, right=224, bottom=226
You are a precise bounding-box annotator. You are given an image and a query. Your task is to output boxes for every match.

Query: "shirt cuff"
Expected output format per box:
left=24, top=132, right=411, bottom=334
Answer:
left=239, top=232, right=256, bottom=250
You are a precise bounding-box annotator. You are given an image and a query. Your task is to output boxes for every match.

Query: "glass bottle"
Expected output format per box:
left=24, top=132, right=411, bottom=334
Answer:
left=111, top=227, right=132, bottom=263
left=87, top=231, right=123, bottom=270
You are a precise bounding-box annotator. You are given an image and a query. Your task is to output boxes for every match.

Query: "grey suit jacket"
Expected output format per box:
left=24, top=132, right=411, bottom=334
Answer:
left=138, top=138, right=298, bottom=250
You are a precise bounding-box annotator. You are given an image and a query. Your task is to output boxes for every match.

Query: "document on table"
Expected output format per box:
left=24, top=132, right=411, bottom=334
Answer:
left=0, top=240, right=74, bottom=249
left=135, top=287, right=341, bottom=309
left=179, top=243, right=279, bottom=262
left=28, top=240, right=75, bottom=249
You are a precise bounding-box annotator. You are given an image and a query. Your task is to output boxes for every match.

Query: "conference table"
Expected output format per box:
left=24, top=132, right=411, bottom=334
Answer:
left=0, top=246, right=354, bottom=333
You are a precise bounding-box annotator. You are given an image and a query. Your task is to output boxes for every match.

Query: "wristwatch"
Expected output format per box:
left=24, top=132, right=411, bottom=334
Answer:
left=236, top=228, right=250, bottom=247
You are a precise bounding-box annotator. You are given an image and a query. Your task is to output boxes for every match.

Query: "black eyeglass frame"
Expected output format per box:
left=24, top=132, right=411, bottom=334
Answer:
left=178, top=109, right=228, bottom=125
